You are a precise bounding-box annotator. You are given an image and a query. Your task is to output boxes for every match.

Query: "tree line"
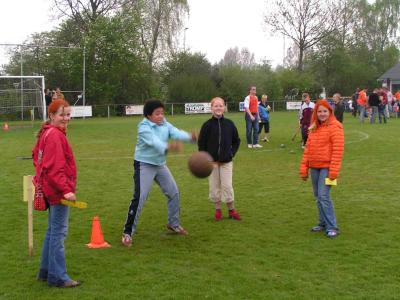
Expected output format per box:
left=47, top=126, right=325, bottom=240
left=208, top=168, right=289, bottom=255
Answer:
left=1, top=0, right=399, bottom=104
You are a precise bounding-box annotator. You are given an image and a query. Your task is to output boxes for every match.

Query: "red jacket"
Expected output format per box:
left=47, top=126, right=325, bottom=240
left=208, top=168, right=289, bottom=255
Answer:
left=299, top=117, right=344, bottom=179
left=32, top=125, right=77, bottom=205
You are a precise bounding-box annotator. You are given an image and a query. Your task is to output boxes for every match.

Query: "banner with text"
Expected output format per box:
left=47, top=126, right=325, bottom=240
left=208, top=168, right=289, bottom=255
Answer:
left=125, top=105, right=144, bottom=115
left=184, top=103, right=211, bottom=114
left=71, top=106, right=92, bottom=118
left=286, top=102, right=302, bottom=110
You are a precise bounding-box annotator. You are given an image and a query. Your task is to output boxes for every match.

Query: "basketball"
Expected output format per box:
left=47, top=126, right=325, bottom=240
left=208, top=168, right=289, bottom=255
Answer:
left=188, top=151, right=214, bottom=178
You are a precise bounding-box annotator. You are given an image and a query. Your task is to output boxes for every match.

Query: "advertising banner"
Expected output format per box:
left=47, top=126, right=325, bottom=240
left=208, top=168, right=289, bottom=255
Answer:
left=125, top=105, right=144, bottom=115
left=71, top=106, right=92, bottom=117
left=184, top=103, right=211, bottom=114
left=286, top=102, right=302, bottom=110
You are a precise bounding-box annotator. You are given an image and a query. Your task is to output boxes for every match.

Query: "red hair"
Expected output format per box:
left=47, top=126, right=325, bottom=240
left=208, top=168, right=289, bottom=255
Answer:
left=309, top=99, right=334, bottom=131
left=48, top=99, right=70, bottom=115
left=36, top=99, right=70, bottom=138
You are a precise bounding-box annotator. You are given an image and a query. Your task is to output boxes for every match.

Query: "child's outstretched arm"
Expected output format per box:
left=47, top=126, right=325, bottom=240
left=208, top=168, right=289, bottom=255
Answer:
left=167, top=123, right=197, bottom=143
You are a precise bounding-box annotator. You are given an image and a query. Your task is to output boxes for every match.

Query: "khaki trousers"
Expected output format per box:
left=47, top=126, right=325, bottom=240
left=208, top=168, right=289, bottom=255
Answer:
left=208, top=161, right=234, bottom=203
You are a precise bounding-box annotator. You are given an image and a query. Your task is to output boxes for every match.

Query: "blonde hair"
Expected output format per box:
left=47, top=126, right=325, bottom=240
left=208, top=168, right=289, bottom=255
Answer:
left=211, top=97, right=225, bottom=106
left=261, top=94, right=268, bottom=101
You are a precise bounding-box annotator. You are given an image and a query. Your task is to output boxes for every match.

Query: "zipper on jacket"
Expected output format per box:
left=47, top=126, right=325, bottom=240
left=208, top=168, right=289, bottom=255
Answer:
left=217, top=118, right=221, bottom=159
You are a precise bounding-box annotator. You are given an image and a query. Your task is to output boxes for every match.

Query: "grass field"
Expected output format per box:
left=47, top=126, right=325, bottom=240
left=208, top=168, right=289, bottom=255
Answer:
left=1, top=112, right=399, bottom=299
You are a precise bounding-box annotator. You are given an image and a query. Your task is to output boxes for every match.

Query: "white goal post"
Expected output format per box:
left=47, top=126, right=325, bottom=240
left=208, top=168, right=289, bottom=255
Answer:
left=0, top=75, right=47, bottom=121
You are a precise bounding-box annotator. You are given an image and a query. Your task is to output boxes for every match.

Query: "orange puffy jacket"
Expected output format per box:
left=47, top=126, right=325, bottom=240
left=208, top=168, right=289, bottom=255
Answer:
left=299, top=117, right=344, bottom=179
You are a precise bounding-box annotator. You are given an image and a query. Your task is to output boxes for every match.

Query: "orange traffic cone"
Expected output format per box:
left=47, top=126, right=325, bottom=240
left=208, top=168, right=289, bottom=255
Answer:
left=3, top=123, right=9, bottom=131
left=86, top=216, right=111, bottom=248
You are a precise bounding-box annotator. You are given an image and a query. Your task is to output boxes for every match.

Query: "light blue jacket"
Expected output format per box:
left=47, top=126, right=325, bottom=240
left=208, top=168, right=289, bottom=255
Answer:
left=134, top=118, right=191, bottom=165
left=258, top=103, right=270, bottom=122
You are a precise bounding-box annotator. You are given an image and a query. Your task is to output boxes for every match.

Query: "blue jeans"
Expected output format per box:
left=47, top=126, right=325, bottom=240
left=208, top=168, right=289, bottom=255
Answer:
left=378, top=105, right=387, bottom=123
left=310, top=168, right=338, bottom=232
left=370, top=106, right=378, bottom=124
left=358, top=106, right=366, bottom=122
left=38, top=204, right=71, bottom=286
left=245, top=113, right=259, bottom=145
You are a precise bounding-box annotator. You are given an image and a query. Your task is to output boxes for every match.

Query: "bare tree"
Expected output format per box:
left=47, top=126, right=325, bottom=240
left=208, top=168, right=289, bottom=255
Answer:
left=264, top=0, right=338, bottom=71
left=221, top=47, right=255, bottom=68
left=131, top=0, right=189, bottom=70
left=53, top=0, right=126, bottom=31
left=222, top=47, right=241, bottom=65
left=240, top=48, right=255, bottom=67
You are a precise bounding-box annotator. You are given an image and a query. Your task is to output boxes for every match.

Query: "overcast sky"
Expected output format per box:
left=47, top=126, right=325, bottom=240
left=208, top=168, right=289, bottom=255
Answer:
left=0, top=0, right=284, bottom=67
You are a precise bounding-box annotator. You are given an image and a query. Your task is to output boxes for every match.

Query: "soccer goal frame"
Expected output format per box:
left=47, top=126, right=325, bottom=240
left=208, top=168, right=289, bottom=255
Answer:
left=0, top=75, right=47, bottom=121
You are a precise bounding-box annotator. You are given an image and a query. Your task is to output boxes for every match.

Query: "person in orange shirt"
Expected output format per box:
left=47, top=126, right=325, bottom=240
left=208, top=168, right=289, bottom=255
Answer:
left=244, top=86, right=262, bottom=148
left=357, top=88, right=368, bottom=122
left=300, top=100, right=344, bottom=238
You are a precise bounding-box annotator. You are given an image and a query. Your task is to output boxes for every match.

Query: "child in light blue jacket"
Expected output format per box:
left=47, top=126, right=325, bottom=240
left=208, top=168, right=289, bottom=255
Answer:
left=258, top=95, right=271, bottom=142
left=122, top=99, right=197, bottom=247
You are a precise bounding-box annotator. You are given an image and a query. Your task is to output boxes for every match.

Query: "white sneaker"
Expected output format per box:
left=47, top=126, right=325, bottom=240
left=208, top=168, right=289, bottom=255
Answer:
left=247, top=144, right=253, bottom=148
left=121, top=234, right=132, bottom=247
left=253, top=144, right=263, bottom=148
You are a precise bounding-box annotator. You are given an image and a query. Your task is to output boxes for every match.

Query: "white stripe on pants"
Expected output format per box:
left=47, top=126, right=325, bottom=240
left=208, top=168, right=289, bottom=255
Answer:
left=208, top=161, right=234, bottom=203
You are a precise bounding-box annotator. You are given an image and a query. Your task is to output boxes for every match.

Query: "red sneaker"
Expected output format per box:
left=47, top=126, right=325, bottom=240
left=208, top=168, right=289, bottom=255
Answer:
left=229, top=209, right=241, bottom=221
left=215, top=209, right=222, bottom=221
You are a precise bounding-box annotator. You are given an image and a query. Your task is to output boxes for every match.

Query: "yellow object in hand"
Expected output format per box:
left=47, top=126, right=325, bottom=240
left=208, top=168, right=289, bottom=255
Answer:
left=325, top=178, right=337, bottom=186
left=60, top=199, right=88, bottom=209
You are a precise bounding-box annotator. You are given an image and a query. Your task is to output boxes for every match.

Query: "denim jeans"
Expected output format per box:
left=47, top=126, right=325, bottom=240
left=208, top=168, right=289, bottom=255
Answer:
left=38, top=204, right=71, bottom=286
left=378, top=105, right=387, bottom=123
left=245, top=113, right=259, bottom=145
left=370, top=106, right=378, bottom=124
left=358, top=105, right=366, bottom=122
left=310, top=168, right=338, bottom=232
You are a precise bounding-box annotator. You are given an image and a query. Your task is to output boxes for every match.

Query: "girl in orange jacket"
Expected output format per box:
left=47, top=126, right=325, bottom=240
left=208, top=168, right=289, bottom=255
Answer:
left=300, top=100, right=344, bottom=238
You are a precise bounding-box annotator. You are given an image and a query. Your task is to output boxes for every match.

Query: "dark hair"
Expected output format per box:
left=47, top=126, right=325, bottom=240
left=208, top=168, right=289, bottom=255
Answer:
left=143, top=99, right=165, bottom=117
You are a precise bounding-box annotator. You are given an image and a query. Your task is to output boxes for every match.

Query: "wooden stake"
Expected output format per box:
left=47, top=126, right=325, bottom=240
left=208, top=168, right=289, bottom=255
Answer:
left=23, top=176, right=34, bottom=257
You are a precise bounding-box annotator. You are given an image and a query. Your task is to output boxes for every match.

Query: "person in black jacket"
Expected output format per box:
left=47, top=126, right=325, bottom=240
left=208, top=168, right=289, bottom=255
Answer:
left=368, top=89, right=380, bottom=124
left=333, top=93, right=344, bottom=123
left=351, top=88, right=359, bottom=117
left=198, top=97, right=241, bottom=221
left=44, top=88, right=53, bottom=107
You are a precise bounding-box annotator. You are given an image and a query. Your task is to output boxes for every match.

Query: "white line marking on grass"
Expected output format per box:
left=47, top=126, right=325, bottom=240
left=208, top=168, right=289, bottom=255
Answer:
left=77, top=130, right=369, bottom=160
left=345, top=130, right=369, bottom=145
left=77, top=156, right=132, bottom=160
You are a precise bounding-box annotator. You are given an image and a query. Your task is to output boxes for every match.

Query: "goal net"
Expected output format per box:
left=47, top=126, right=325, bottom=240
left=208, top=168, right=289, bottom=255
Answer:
left=0, top=76, right=46, bottom=122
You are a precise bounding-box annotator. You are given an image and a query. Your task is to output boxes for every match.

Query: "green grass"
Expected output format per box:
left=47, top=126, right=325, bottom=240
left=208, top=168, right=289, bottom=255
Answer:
left=1, top=112, right=399, bottom=299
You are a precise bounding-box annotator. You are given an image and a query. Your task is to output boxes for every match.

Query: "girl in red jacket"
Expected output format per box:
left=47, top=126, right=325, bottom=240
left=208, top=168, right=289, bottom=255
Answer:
left=32, top=99, right=81, bottom=287
left=300, top=100, right=344, bottom=238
